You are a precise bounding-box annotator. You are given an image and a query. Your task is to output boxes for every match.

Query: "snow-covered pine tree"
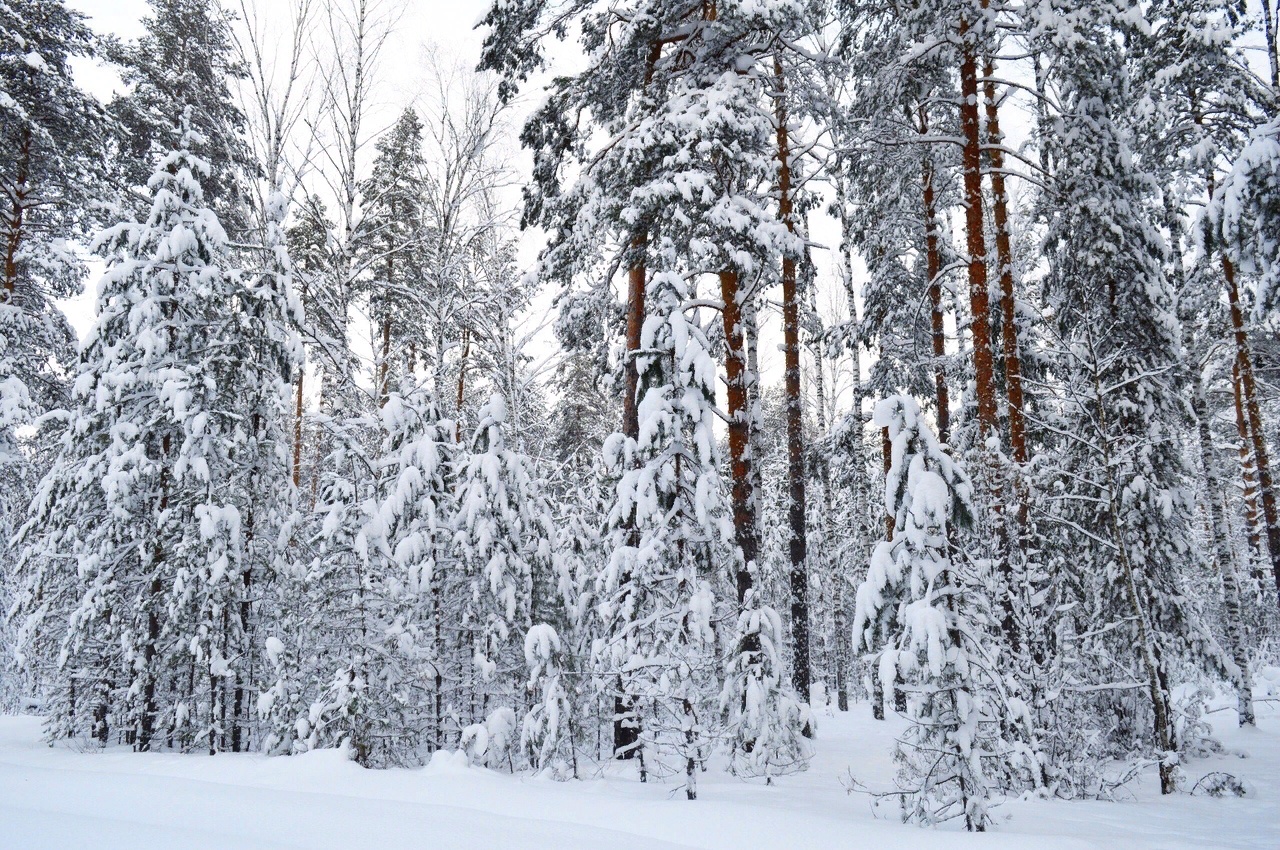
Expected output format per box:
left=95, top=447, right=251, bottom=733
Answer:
left=0, top=0, right=108, bottom=411
left=853, top=395, right=1031, bottom=831
left=107, top=0, right=253, bottom=234
left=0, top=6, right=111, bottom=676
left=356, top=108, right=428, bottom=405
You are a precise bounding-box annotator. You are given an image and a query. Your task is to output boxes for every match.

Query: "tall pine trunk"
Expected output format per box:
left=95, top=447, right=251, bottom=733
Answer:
left=1222, top=254, right=1280, bottom=606
left=958, top=14, right=998, bottom=436
left=983, top=62, right=1026, bottom=470
left=775, top=54, right=810, bottom=702
left=720, top=269, right=757, bottom=604
left=2, top=126, right=31, bottom=300
left=919, top=114, right=950, bottom=443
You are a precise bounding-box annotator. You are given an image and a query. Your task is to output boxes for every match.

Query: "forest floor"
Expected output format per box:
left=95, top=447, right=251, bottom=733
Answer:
left=2, top=682, right=1277, bottom=849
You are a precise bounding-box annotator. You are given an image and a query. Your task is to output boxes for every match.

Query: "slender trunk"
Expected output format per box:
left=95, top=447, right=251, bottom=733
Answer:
left=377, top=314, right=392, bottom=407
left=835, top=165, right=859, bottom=713
left=920, top=125, right=950, bottom=444
left=776, top=54, right=810, bottom=702
left=292, top=371, right=305, bottom=487
left=455, top=326, right=470, bottom=441
left=378, top=315, right=392, bottom=403
left=958, top=16, right=998, bottom=436
left=983, top=61, right=1027, bottom=471
left=872, top=426, right=893, bottom=721
left=745, top=285, right=765, bottom=522
left=1223, top=254, right=1280, bottom=606
left=807, top=264, right=838, bottom=700
left=720, top=269, right=757, bottom=603
left=1090, top=344, right=1176, bottom=794
left=1193, top=380, right=1256, bottom=726
left=882, top=427, right=894, bottom=540
left=1264, top=0, right=1280, bottom=95
left=1233, top=360, right=1265, bottom=570
left=3, top=127, right=32, bottom=300
left=140, top=431, right=173, bottom=752
left=684, top=699, right=697, bottom=800
left=624, top=242, right=646, bottom=442
left=291, top=274, right=309, bottom=489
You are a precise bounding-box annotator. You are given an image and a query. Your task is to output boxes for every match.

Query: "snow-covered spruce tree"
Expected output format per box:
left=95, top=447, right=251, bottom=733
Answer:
left=597, top=268, right=732, bottom=800
left=853, top=395, right=1032, bottom=831
left=214, top=186, right=303, bottom=753
left=12, top=114, right=268, bottom=751
left=370, top=380, right=458, bottom=753
left=265, top=413, right=378, bottom=762
left=451, top=392, right=554, bottom=767
left=521, top=622, right=578, bottom=778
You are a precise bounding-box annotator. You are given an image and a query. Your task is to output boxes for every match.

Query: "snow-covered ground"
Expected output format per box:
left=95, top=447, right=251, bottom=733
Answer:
left=2, top=699, right=1276, bottom=850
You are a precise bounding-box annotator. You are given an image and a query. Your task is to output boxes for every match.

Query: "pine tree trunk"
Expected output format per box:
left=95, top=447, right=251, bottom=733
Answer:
left=919, top=124, right=950, bottom=444
left=612, top=226, right=646, bottom=766
left=720, top=269, right=757, bottom=604
left=1222, top=255, right=1280, bottom=607
left=1193, top=379, right=1256, bottom=726
left=775, top=54, right=810, bottom=703
left=2, top=126, right=31, bottom=301
left=983, top=62, right=1026, bottom=471
left=612, top=38, right=664, bottom=764
left=835, top=166, right=860, bottom=714
left=958, top=16, right=998, bottom=436
left=623, top=242, right=646, bottom=443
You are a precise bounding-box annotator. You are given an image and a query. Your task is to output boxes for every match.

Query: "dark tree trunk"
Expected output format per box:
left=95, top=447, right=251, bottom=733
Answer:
left=983, top=61, right=1027, bottom=471
left=2, top=127, right=31, bottom=301
left=720, top=269, right=757, bottom=603
left=776, top=54, right=810, bottom=702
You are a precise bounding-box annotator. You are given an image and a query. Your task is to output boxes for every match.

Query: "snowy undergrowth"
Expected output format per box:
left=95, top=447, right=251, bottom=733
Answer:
left=2, top=694, right=1276, bottom=850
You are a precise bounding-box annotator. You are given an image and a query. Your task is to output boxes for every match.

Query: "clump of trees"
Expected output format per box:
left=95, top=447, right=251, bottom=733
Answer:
left=2, top=0, right=1279, bottom=829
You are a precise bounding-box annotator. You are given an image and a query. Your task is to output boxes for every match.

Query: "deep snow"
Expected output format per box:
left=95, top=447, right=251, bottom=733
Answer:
left=2, top=697, right=1277, bottom=849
